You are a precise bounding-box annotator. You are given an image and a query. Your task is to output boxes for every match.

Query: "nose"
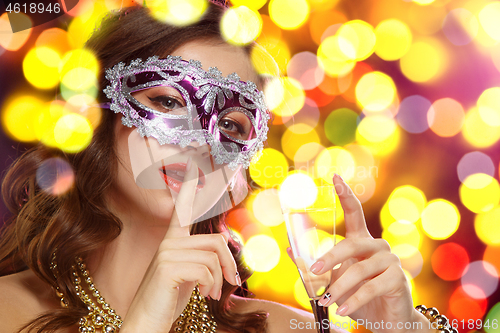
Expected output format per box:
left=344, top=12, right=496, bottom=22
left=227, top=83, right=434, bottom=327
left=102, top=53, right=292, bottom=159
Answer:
left=184, top=142, right=211, bottom=158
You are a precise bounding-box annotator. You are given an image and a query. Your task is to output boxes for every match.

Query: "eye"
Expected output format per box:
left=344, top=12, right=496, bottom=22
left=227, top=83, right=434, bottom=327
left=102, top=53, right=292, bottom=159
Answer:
left=219, top=119, right=243, bottom=135
left=218, top=111, right=255, bottom=140
left=148, top=95, right=185, bottom=112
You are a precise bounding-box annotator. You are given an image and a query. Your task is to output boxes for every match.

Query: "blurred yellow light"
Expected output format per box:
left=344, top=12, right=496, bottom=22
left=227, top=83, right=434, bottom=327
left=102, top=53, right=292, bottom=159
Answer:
left=477, top=87, right=500, bottom=127
left=269, top=0, right=309, bottom=30
left=61, top=68, right=98, bottom=92
left=355, top=72, right=396, bottom=112
left=263, top=77, right=285, bottom=110
left=265, top=250, right=300, bottom=297
left=428, top=98, right=465, bottom=137
left=294, top=277, right=312, bottom=310
left=337, top=20, right=376, bottom=61
left=148, top=0, right=208, bottom=26
left=400, top=38, right=447, bottom=82
left=23, top=47, right=61, bottom=89
left=356, top=115, right=396, bottom=142
left=462, top=107, right=500, bottom=148
left=230, top=0, right=267, bottom=10
left=475, top=206, right=500, bottom=245
left=249, top=148, right=289, bottom=188
left=315, top=147, right=356, bottom=183
left=254, top=36, right=289, bottom=74
left=356, top=116, right=400, bottom=156
left=0, top=13, right=31, bottom=51
left=59, top=49, right=99, bottom=79
left=375, top=19, right=412, bottom=61
left=54, top=114, right=93, bottom=153
left=221, top=6, right=262, bottom=45
left=279, top=172, right=318, bottom=209
left=317, top=36, right=356, bottom=77
left=282, top=124, right=320, bottom=160
left=308, top=188, right=343, bottom=228
left=1, top=95, right=44, bottom=142
left=251, top=43, right=281, bottom=76
left=460, top=173, right=500, bottom=213
left=293, top=142, right=324, bottom=164
left=413, top=0, right=435, bottom=5
left=59, top=49, right=99, bottom=100
left=388, top=185, right=427, bottom=223
left=380, top=203, right=396, bottom=229
left=252, top=189, right=284, bottom=227
left=67, top=3, right=109, bottom=49
left=270, top=77, right=305, bottom=118
left=243, top=234, right=281, bottom=272
left=35, top=101, right=66, bottom=147
left=382, top=221, right=421, bottom=258
left=478, top=2, right=500, bottom=41
left=421, top=199, right=460, bottom=240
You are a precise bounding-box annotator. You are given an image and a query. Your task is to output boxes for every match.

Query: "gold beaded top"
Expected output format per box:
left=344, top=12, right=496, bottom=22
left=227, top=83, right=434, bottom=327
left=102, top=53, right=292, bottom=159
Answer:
left=50, top=254, right=217, bottom=333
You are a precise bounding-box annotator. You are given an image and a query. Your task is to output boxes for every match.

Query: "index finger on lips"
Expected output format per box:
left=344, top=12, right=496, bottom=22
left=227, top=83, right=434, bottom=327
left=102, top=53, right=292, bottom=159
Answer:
left=333, top=174, right=372, bottom=239
left=164, top=157, right=198, bottom=239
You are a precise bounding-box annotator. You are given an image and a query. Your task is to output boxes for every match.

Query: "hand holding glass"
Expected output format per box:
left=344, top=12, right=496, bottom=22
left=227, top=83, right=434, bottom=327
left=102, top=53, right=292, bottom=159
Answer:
left=280, top=185, right=336, bottom=332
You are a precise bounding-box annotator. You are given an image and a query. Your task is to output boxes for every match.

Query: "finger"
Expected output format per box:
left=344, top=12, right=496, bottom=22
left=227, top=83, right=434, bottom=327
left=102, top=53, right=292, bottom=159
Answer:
left=317, top=252, right=400, bottom=306
left=332, top=263, right=407, bottom=316
left=161, top=261, right=215, bottom=298
left=161, top=233, right=240, bottom=286
left=333, top=174, right=372, bottom=238
left=165, top=157, right=199, bottom=239
left=311, top=238, right=391, bottom=275
left=286, top=247, right=297, bottom=265
left=159, top=249, right=224, bottom=300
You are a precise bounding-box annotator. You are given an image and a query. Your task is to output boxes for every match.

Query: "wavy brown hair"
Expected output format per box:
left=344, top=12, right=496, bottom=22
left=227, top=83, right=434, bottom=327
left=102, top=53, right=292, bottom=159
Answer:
left=0, top=4, right=268, bottom=333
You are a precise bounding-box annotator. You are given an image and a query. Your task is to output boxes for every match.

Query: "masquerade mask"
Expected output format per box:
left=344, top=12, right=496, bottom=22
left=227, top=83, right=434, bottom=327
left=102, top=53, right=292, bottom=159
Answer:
left=103, top=55, right=270, bottom=170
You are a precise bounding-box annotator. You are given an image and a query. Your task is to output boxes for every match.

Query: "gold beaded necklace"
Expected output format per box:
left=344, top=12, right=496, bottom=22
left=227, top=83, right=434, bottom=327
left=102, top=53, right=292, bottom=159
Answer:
left=50, top=254, right=217, bottom=332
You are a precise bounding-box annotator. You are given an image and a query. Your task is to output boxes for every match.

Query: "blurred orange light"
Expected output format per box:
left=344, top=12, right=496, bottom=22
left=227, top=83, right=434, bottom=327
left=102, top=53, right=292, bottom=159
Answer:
left=449, top=286, right=488, bottom=321
left=428, top=98, right=465, bottom=137
left=0, top=13, right=32, bottom=51
left=309, top=10, right=347, bottom=45
left=35, top=28, right=72, bottom=56
left=484, top=246, right=500, bottom=281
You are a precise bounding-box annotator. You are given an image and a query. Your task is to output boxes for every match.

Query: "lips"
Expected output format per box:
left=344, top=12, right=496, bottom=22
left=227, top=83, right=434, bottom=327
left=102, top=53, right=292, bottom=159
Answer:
left=159, top=162, right=206, bottom=193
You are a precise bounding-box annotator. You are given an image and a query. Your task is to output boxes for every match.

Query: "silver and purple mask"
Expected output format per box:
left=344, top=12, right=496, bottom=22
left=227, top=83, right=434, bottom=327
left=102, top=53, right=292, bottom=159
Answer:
left=103, top=55, right=270, bottom=170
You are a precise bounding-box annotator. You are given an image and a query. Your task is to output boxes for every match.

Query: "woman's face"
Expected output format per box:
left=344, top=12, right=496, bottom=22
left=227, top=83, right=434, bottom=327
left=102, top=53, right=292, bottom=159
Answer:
left=108, top=40, right=260, bottom=226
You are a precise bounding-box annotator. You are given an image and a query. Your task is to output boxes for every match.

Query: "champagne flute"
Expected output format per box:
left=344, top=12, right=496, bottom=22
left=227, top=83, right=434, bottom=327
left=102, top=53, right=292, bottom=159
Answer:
left=280, top=185, right=336, bottom=333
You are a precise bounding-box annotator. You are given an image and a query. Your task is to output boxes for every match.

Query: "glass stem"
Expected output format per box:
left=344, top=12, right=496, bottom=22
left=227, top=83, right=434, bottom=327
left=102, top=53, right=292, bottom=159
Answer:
left=310, top=299, right=330, bottom=333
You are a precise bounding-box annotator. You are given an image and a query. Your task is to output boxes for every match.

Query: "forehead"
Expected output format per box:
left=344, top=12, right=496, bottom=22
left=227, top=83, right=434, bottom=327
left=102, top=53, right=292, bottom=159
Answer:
left=170, top=39, right=260, bottom=84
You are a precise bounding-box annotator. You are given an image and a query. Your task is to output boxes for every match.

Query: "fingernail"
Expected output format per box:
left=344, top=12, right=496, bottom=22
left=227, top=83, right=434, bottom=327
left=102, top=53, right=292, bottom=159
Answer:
left=186, top=157, right=192, bottom=171
left=235, top=272, right=242, bottom=286
left=310, top=260, right=324, bottom=274
left=318, top=292, right=331, bottom=306
left=336, top=304, right=348, bottom=316
left=334, top=173, right=344, bottom=182
left=217, top=289, right=222, bottom=300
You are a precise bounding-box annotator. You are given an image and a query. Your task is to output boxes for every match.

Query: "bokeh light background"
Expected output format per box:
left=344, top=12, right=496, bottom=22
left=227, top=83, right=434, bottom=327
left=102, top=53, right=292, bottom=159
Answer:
left=1, top=0, right=500, bottom=331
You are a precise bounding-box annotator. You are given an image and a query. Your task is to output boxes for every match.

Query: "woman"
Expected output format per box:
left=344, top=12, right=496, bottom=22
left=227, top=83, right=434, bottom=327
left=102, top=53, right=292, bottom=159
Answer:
left=0, top=2, right=439, bottom=333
